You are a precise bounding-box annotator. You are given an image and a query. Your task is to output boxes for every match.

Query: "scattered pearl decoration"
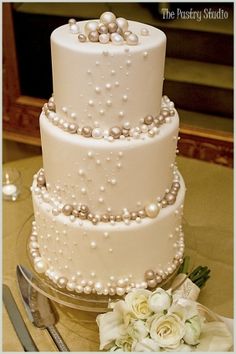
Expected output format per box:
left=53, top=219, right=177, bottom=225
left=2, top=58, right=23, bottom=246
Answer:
left=43, top=95, right=176, bottom=142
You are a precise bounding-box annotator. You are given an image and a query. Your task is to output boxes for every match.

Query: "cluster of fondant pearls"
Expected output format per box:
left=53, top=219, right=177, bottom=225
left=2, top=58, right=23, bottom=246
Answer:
left=35, top=169, right=180, bottom=225
left=144, top=226, right=184, bottom=289
left=68, top=12, right=143, bottom=46
left=28, top=221, right=48, bottom=274
left=28, top=222, right=184, bottom=296
left=42, top=96, right=175, bottom=141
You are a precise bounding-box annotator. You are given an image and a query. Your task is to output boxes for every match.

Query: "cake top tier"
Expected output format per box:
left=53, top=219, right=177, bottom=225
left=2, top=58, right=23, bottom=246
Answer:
left=50, top=12, right=166, bottom=134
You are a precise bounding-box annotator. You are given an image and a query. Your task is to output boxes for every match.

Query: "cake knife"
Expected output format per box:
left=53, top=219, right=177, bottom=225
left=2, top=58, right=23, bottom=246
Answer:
left=3, top=283, right=39, bottom=351
left=16, top=265, right=70, bottom=352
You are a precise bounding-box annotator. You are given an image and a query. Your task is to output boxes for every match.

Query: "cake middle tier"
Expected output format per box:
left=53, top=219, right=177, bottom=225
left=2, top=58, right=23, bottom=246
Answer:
left=40, top=110, right=179, bottom=214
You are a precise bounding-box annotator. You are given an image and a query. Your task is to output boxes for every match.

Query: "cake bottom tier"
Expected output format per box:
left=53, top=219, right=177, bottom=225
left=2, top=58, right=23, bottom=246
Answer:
left=30, top=174, right=186, bottom=296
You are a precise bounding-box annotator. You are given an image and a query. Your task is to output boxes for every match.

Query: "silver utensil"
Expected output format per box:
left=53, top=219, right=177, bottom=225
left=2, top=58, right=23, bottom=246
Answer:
left=16, top=265, right=70, bottom=352
left=3, top=283, right=39, bottom=351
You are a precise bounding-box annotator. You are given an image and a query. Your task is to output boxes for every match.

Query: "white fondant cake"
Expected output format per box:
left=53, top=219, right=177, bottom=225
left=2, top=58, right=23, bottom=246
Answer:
left=29, top=12, right=186, bottom=296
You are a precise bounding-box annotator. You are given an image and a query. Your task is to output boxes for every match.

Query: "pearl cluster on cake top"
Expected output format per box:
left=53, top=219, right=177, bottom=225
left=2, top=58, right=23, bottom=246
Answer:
left=68, top=12, right=144, bottom=46
left=43, top=95, right=175, bottom=142
left=28, top=220, right=184, bottom=296
left=33, top=168, right=181, bottom=225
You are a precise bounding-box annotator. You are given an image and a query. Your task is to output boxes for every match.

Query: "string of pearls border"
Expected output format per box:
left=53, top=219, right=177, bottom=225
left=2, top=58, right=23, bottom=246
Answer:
left=28, top=221, right=184, bottom=296
left=43, top=95, right=175, bottom=142
left=34, top=169, right=181, bottom=225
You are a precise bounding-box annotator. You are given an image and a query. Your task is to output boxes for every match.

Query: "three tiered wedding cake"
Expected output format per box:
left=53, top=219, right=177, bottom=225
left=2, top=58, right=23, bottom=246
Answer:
left=29, top=12, right=186, bottom=297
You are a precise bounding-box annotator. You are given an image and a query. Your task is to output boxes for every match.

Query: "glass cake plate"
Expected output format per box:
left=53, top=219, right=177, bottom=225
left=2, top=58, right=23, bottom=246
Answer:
left=17, top=214, right=179, bottom=313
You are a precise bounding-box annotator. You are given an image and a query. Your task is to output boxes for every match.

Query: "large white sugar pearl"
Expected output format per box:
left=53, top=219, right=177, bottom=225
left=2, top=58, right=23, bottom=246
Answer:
left=34, top=259, right=47, bottom=273
left=70, top=23, right=79, bottom=34
left=100, top=11, right=116, bottom=25
left=99, top=33, right=110, bottom=44
left=84, top=21, right=99, bottom=35
left=145, top=203, right=160, bottom=218
left=111, top=33, right=124, bottom=45
left=116, top=17, right=129, bottom=32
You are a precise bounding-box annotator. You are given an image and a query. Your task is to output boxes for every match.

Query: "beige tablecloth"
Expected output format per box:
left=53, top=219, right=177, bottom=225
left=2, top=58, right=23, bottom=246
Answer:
left=3, top=156, right=233, bottom=351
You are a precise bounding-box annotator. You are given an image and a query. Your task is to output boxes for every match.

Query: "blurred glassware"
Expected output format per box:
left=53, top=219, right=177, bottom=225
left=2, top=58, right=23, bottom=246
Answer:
left=2, top=167, right=22, bottom=201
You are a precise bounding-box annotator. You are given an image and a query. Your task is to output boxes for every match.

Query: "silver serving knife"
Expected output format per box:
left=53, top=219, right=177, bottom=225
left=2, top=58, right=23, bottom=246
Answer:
left=3, top=284, right=39, bottom=351
left=16, top=265, right=70, bottom=352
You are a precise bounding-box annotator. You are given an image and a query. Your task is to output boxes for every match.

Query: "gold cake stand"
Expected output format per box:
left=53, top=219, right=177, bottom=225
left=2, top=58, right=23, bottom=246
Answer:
left=17, top=214, right=179, bottom=313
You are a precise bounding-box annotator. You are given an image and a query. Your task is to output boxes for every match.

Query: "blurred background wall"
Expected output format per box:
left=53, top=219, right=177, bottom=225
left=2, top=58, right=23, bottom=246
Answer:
left=3, top=2, right=233, bottom=165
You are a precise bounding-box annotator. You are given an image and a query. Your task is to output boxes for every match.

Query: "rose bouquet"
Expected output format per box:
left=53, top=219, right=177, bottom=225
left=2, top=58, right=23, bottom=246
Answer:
left=97, top=259, right=233, bottom=352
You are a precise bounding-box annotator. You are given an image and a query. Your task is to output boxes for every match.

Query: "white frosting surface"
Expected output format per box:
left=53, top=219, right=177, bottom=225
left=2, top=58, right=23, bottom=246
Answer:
left=51, top=20, right=166, bottom=129
left=40, top=111, right=179, bottom=214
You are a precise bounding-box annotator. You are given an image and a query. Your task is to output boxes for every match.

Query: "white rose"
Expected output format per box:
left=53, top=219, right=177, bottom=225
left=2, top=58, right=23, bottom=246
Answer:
left=115, top=334, right=134, bottom=351
left=148, top=288, right=172, bottom=313
left=96, top=300, right=132, bottom=350
left=183, top=315, right=202, bottom=345
left=128, top=320, right=148, bottom=340
left=125, top=289, right=152, bottom=320
left=148, top=313, right=186, bottom=349
left=132, top=337, right=161, bottom=352
left=173, top=297, right=199, bottom=320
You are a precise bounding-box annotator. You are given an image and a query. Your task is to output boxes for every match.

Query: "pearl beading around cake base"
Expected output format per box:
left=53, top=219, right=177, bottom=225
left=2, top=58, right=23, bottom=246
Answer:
left=29, top=221, right=184, bottom=296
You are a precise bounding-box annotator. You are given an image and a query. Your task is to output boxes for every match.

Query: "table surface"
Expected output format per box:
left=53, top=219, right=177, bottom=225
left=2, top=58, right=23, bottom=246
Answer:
left=3, top=155, right=233, bottom=351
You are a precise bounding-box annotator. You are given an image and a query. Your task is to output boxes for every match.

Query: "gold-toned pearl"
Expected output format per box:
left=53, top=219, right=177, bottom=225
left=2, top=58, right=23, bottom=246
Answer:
left=144, top=115, right=154, bottom=125
left=147, top=278, right=157, bottom=288
left=72, top=209, right=80, bottom=217
left=68, top=123, right=78, bottom=134
left=110, top=126, right=122, bottom=139
left=123, top=31, right=132, bottom=40
left=88, top=31, right=99, bottom=42
left=108, top=22, right=118, bottom=33
left=115, top=215, right=122, bottom=222
left=80, top=205, right=89, bottom=214
left=57, top=277, right=68, bottom=288
left=138, top=209, right=146, bottom=218
left=144, top=269, right=155, bottom=280
left=122, top=129, right=130, bottom=137
left=98, top=23, right=108, bottom=34
left=87, top=213, right=94, bottom=221
left=48, top=101, right=56, bottom=111
left=68, top=18, right=76, bottom=25
left=165, top=193, right=176, bottom=205
left=101, top=214, right=110, bottom=223
left=78, top=34, right=86, bottom=42
left=81, top=126, right=92, bottom=137
left=158, top=115, right=165, bottom=124
left=161, top=199, right=168, bottom=208
left=37, top=175, right=46, bottom=187
left=131, top=212, right=138, bottom=220
left=79, top=212, right=87, bottom=220
left=110, top=215, right=116, bottom=221
left=62, top=204, right=74, bottom=216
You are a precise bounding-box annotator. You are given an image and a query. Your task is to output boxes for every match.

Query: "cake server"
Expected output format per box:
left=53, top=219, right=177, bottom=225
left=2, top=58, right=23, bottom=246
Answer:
left=3, top=283, right=39, bottom=351
left=16, top=265, right=70, bottom=352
